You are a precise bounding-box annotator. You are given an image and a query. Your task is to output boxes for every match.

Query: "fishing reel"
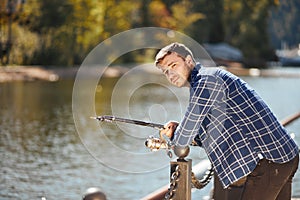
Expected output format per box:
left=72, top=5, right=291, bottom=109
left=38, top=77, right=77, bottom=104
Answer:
left=145, top=135, right=173, bottom=158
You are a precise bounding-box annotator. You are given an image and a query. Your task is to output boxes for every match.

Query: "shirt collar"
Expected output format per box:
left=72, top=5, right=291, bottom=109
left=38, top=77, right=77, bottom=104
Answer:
left=189, top=63, right=202, bottom=85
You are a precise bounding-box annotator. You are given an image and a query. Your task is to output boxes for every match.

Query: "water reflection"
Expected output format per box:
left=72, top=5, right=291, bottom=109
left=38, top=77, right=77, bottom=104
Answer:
left=1, top=81, right=82, bottom=199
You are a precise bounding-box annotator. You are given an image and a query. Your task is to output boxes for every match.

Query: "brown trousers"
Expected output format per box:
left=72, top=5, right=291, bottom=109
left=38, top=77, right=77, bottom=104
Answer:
left=213, top=154, right=299, bottom=200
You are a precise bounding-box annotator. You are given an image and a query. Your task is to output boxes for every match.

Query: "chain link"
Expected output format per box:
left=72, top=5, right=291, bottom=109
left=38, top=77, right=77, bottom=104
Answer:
left=164, top=165, right=180, bottom=200
left=191, top=164, right=214, bottom=189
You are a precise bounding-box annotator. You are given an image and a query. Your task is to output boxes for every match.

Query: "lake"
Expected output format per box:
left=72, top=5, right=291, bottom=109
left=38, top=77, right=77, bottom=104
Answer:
left=1, top=67, right=300, bottom=199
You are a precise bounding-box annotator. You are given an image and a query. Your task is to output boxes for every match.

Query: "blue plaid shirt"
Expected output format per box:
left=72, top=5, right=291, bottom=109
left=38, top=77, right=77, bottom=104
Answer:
left=173, top=64, right=299, bottom=188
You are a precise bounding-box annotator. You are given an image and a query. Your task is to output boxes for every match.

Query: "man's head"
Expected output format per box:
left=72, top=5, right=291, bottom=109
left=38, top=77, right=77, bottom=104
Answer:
left=155, top=43, right=196, bottom=87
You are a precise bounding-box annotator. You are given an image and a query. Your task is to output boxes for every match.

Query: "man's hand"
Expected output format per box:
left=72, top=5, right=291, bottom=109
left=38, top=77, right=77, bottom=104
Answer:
left=160, top=121, right=179, bottom=141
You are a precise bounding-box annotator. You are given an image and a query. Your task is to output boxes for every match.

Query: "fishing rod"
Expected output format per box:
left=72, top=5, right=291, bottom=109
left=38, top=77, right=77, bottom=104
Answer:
left=91, top=115, right=173, bottom=156
left=91, top=115, right=165, bottom=130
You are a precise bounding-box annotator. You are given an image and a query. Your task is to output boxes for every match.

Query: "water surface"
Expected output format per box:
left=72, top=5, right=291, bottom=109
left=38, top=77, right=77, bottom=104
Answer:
left=1, top=69, right=300, bottom=199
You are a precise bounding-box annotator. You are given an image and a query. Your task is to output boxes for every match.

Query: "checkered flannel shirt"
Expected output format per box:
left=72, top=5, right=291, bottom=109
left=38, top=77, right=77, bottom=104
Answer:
left=173, top=64, right=299, bottom=188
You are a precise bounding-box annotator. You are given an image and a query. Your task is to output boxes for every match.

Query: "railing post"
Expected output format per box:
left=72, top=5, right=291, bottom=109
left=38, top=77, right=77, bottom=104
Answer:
left=170, top=158, right=192, bottom=200
left=164, top=146, right=191, bottom=200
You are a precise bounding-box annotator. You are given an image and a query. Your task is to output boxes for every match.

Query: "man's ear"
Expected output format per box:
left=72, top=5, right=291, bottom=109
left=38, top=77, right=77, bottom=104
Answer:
left=185, top=55, right=194, bottom=68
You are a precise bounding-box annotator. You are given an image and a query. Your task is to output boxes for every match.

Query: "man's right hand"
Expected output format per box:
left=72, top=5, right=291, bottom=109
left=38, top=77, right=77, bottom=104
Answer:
left=160, top=121, right=179, bottom=141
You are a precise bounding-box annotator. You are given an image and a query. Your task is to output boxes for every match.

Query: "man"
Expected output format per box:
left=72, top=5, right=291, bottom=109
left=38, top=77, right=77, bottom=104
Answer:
left=155, top=42, right=299, bottom=200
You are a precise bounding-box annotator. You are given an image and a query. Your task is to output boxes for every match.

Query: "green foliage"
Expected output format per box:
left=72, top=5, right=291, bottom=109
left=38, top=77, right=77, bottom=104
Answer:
left=228, top=0, right=278, bottom=65
left=9, top=24, right=39, bottom=65
left=1, top=0, right=299, bottom=67
left=269, top=0, right=300, bottom=49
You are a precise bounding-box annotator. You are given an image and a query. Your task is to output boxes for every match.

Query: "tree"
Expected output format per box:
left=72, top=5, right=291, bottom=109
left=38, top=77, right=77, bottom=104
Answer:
left=192, top=0, right=278, bottom=66
left=149, top=0, right=204, bottom=33
left=234, top=0, right=278, bottom=66
left=3, top=0, right=295, bottom=67
left=268, top=0, right=300, bottom=49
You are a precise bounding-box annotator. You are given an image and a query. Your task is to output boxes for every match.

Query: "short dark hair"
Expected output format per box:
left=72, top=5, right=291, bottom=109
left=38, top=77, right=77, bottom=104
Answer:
left=155, top=42, right=194, bottom=66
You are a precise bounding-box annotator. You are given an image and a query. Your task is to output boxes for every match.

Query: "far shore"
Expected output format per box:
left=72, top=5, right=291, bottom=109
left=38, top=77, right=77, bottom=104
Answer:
left=1, top=65, right=300, bottom=83
left=0, top=65, right=130, bottom=82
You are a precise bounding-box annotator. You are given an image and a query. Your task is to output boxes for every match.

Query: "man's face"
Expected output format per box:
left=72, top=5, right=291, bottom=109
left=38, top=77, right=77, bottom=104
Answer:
left=158, top=52, right=193, bottom=87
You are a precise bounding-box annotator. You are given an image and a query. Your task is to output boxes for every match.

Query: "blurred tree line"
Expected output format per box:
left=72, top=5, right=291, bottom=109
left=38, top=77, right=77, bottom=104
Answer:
left=268, top=0, right=300, bottom=49
left=0, top=0, right=299, bottom=67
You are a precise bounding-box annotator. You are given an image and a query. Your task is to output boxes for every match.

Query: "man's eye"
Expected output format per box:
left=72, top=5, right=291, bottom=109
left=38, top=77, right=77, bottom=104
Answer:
left=171, top=63, right=176, bottom=68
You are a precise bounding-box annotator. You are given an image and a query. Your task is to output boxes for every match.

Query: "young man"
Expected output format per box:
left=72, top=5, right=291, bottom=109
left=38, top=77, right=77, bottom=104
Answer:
left=155, top=42, right=299, bottom=200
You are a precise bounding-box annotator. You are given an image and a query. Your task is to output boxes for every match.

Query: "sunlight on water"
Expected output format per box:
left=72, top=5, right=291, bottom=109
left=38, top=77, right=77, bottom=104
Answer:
left=1, top=70, right=300, bottom=199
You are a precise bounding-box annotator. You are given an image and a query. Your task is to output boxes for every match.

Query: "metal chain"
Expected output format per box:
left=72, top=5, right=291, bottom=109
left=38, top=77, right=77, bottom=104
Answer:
left=191, top=164, right=214, bottom=189
left=164, top=163, right=213, bottom=199
left=164, top=165, right=180, bottom=200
